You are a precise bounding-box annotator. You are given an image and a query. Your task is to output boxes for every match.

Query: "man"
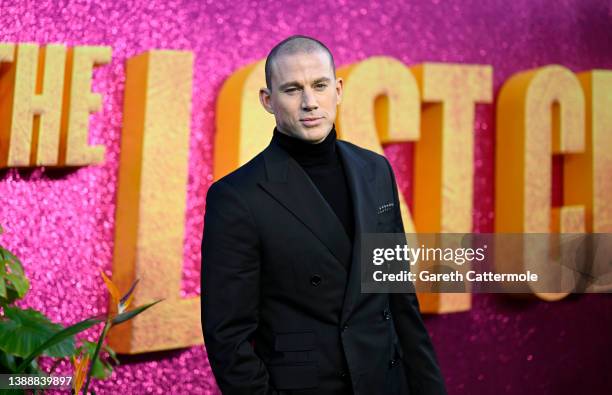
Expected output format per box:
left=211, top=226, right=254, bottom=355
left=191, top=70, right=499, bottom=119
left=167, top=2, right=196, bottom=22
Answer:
left=201, top=35, right=446, bottom=395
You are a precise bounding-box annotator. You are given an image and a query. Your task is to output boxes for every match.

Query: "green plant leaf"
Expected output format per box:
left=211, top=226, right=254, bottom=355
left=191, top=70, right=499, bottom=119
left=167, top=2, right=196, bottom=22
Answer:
left=111, top=300, right=162, bottom=326
left=0, top=247, right=29, bottom=305
left=0, top=308, right=75, bottom=358
left=0, top=388, right=25, bottom=394
left=5, top=255, right=25, bottom=276
left=82, top=321, right=111, bottom=395
left=0, top=349, right=17, bottom=372
left=4, top=273, right=28, bottom=298
left=0, top=287, right=20, bottom=308
left=76, top=340, right=118, bottom=379
left=16, top=315, right=104, bottom=373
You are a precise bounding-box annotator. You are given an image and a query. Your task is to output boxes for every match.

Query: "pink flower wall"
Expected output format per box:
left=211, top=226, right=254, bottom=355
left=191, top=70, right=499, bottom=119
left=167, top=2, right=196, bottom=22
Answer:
left=0, top=0, right=611, bottom=393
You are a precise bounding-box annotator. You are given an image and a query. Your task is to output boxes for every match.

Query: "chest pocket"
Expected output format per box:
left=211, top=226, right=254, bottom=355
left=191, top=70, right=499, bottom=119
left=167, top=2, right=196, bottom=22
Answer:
left=376, top=204, right=397, bottom=233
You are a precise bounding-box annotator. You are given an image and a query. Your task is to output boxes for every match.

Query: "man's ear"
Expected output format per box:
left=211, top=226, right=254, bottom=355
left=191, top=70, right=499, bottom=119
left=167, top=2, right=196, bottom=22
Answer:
left=259, top=88, right=274, bottom=114
left=335, top=77, right=344, bottom=105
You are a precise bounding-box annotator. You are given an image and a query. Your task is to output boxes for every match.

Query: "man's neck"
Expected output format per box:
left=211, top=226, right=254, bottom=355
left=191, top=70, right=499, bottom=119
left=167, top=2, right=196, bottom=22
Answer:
left=272, top=126, right=338, bottom=167
left=275, top=126, right=333, bottom=144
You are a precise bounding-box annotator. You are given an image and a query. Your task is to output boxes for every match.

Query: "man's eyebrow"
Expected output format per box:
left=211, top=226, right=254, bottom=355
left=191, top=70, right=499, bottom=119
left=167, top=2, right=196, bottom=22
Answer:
left=312, top=77, right=331, bottom=84
left=278, top=81, right=303, bottom=90
left=277, top=77, right=331, bottom=90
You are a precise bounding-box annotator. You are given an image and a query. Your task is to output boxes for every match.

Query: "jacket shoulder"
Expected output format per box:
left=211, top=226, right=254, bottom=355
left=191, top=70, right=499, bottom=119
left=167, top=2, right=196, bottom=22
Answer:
left=337, top=139, right=390, bottom=166
left=210, top=150, right=266, bottom=192
left=337, top=139, right=398, bottom=192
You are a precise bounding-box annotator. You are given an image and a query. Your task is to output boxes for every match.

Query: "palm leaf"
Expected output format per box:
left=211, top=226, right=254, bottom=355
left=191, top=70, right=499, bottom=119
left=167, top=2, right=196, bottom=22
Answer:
left=0, top=308, right=74, bottom=358
left=15, top=315, right=104, bottom=373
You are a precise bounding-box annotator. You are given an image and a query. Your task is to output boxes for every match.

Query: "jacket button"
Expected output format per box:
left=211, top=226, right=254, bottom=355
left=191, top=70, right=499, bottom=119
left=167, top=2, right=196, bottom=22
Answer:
left=339, top=371, right=348, bottom=379
left=389, top=358, right=397, bottom=368
left=383, top=309, right=391, bottom=320
left=310, top=275, right=322, bottom=286
left=341, top=324, right=348, bottom=332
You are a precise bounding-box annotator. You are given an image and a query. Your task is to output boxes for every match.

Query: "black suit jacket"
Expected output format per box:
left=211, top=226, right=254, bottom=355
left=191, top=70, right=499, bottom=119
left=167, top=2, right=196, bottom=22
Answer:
left=201, top=137, right=446, bottom=395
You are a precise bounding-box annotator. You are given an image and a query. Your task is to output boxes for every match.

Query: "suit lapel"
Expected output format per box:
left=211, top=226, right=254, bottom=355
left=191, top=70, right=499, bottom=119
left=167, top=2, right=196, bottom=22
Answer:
left=259, top=141, right=352, bottom=270
left=336, top=141, right=378, bottom=324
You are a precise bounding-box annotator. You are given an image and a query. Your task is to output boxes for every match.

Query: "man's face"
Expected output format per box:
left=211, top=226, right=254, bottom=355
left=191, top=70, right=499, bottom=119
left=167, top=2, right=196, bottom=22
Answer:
left=260, top=50, right=343, bottom=143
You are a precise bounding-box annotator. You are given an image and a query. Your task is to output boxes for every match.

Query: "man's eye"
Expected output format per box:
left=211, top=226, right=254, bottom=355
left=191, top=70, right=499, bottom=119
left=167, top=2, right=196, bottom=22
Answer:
left=285, top=87, right=299, bottom=93
left=314, top=84, right=328, bottom=90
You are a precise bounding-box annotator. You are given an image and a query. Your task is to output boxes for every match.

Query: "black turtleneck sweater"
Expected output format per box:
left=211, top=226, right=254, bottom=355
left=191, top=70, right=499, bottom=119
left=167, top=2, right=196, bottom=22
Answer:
left=273, top=127, right=355, bottom=243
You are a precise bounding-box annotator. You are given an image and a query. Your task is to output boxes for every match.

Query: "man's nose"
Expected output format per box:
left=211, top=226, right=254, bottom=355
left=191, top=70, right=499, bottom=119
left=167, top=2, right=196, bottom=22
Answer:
left=301, top=89, right=318, bottom=111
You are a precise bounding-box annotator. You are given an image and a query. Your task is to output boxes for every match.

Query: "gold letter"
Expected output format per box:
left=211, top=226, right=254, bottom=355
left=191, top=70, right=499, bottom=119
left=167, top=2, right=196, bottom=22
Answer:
left=214, top=60, right=274, bottom=180
left=108, top=50, right=199, bottom=353
left=575, top=71, right=612, bottom=233
left=496, top=65, right=585, bottom=300
left=60, top=46, right=111, bottom=166
left=412, top=63, right=492, bottom=313
left=0, top=43, right=15, bottom=168
left=576, top=70, right=612, bottom=292
left=1, top=44, right=66, bottom=167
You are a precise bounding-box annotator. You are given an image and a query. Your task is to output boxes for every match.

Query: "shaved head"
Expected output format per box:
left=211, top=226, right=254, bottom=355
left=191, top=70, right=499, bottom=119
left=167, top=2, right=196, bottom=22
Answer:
left=259, top=35, right=343, bottom=143
left=264, top=35, right=336, bottom=90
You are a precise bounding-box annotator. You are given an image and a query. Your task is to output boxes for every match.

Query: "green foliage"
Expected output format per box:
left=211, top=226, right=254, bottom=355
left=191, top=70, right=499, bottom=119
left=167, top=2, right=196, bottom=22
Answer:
left=1, top=225, right=161, bottom=394
left=15, top=316, right=104, bottom=373
left=0, top=307, right=75, bottom=358
left=0, top=233, right=100, bottom=380
left=0, top=247, right=30, bottom=306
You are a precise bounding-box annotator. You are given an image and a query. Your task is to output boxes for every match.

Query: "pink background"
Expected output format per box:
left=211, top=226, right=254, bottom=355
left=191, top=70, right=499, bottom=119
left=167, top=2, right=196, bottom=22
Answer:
left=1, top=0, right=611, bottom=393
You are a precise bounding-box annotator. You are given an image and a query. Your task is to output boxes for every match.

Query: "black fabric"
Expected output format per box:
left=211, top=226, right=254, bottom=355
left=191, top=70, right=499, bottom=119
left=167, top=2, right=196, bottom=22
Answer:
left=201, top=137, right=447, bottom=395
left=272, top=127, right=355, bottom=243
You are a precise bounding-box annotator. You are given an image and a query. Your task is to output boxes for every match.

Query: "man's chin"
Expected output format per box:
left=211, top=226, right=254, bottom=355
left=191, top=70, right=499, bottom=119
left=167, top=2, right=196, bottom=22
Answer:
left=302, top=126, right=331, bottom=143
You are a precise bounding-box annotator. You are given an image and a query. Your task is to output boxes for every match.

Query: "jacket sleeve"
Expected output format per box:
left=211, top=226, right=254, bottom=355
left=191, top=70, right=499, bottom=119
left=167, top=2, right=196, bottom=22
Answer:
left=201, top=180, right=271, bottom=395
left=383, top=158, right=448, bottom=395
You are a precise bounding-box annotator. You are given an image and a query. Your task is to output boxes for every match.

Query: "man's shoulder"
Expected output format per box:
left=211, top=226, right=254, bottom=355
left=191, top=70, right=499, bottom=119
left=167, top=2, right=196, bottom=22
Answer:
left=337, top=139, right=390, bottom=167
left=209, top=150, right=267, bottom=193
